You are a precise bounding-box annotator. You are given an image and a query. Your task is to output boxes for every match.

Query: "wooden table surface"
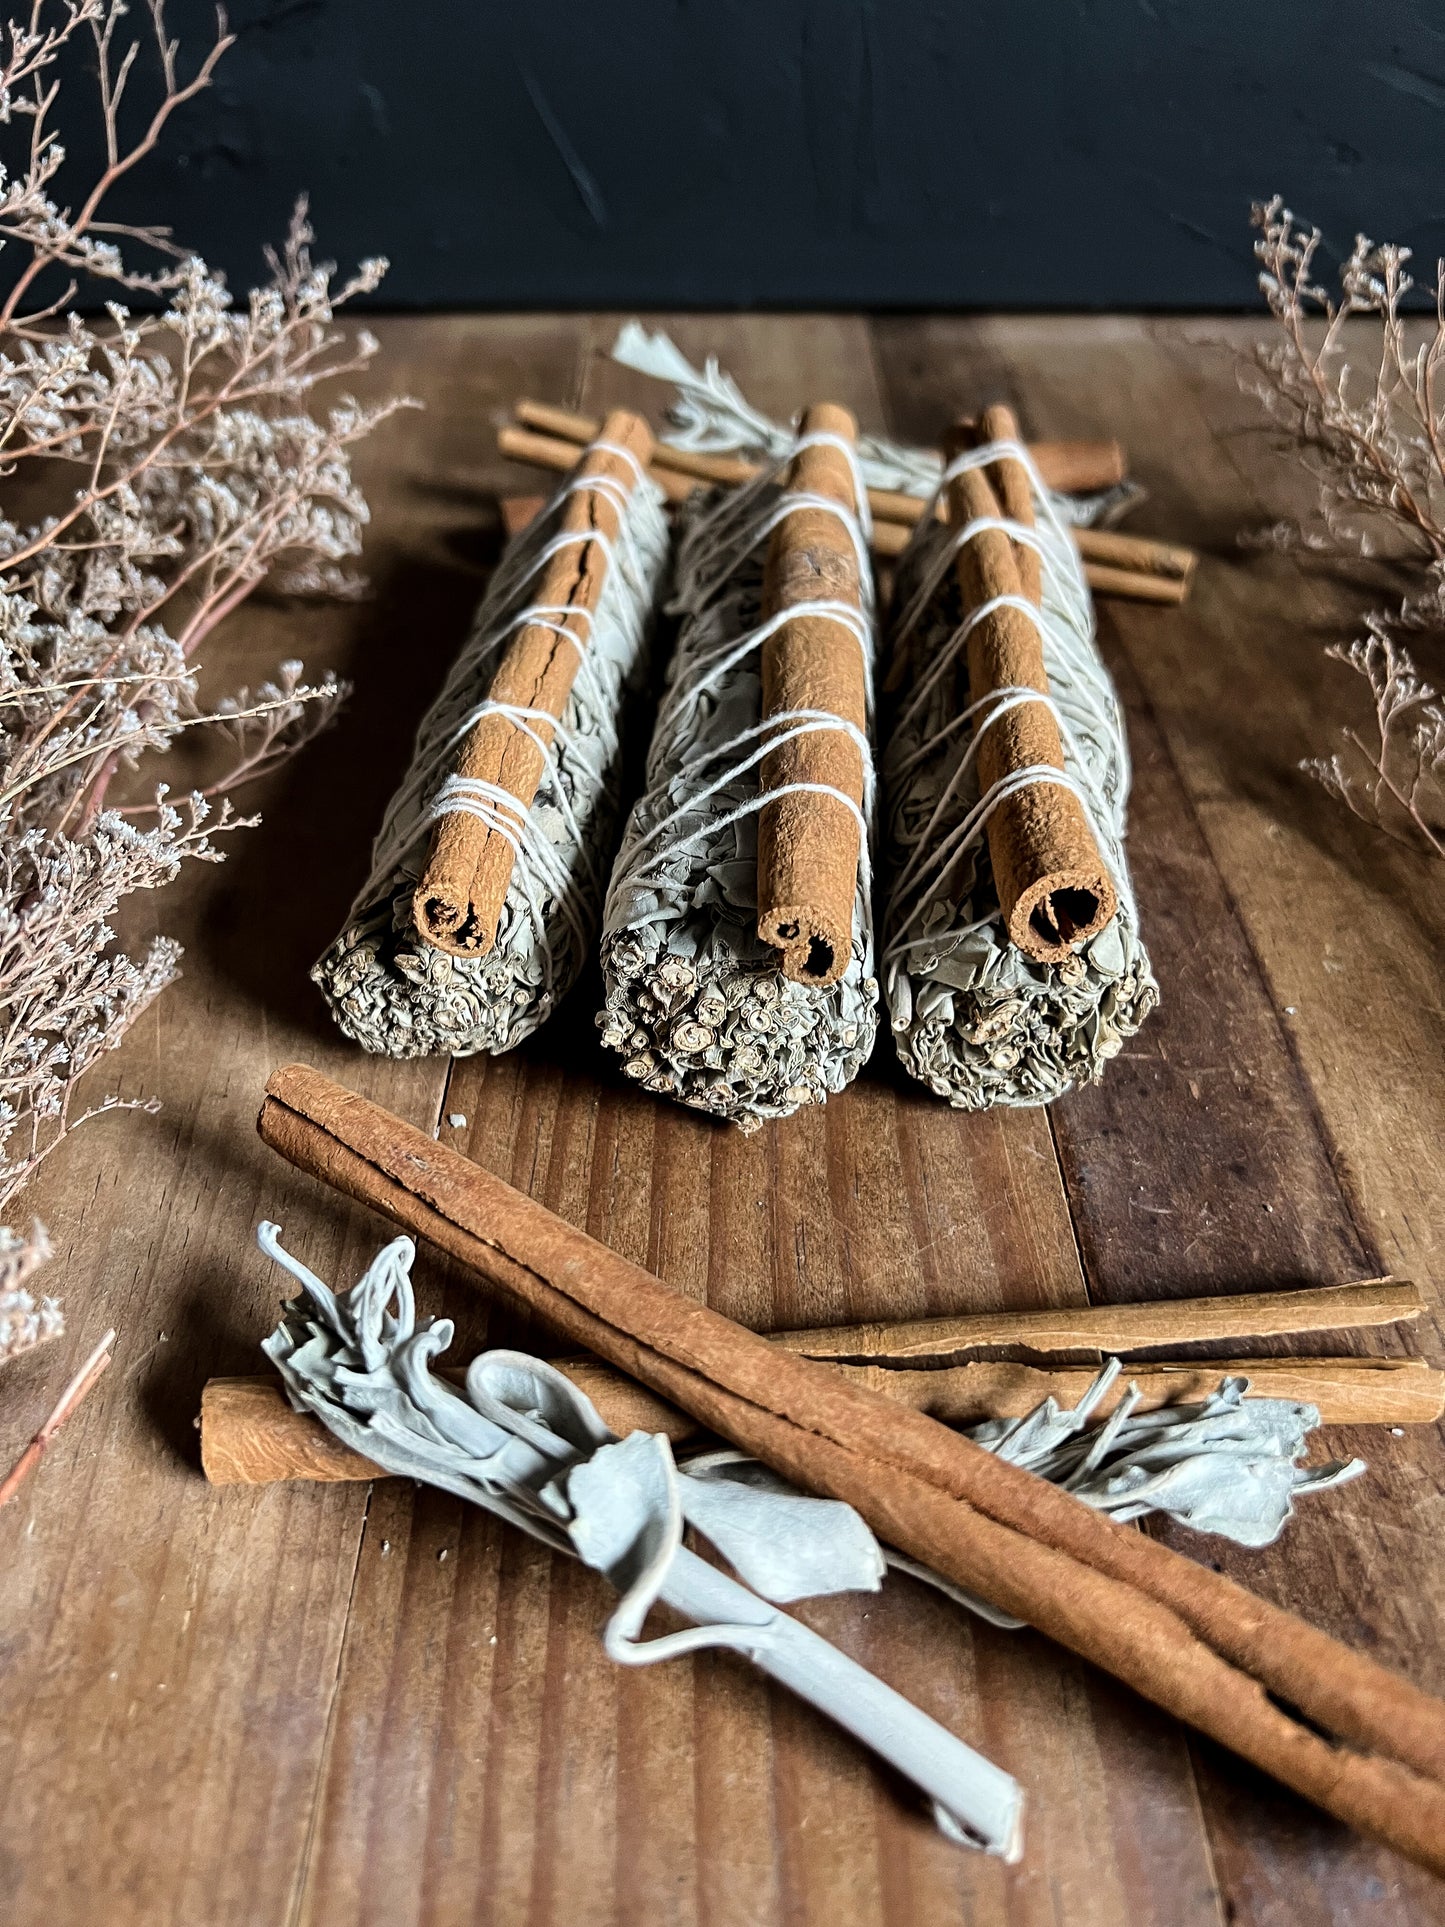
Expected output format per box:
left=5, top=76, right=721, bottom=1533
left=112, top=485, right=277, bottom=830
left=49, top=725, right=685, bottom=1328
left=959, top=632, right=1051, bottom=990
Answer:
left=1, top=314, right=1442, bottom=1927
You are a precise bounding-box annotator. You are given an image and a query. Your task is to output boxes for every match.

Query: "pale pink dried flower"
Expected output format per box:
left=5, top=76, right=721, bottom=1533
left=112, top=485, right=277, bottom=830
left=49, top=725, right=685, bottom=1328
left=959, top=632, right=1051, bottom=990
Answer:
left=0, top=1, right=408, bottom=1359
left=1247, top=197, right=1445, bottom=857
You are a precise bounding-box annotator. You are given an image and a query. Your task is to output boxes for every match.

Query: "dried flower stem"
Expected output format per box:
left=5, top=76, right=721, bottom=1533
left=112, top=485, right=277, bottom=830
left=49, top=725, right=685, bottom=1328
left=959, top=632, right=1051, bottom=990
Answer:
left=0, top=1322, right=112, bottom=1504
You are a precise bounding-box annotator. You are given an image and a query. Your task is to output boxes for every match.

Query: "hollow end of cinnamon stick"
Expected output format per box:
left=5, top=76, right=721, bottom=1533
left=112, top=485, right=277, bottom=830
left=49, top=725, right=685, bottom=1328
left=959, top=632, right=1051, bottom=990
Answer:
left=1010, top=862, right=1118, bottom=962
left=414, top=868, right=476, bottom=950
left=757, top=900, right=852, bottom=986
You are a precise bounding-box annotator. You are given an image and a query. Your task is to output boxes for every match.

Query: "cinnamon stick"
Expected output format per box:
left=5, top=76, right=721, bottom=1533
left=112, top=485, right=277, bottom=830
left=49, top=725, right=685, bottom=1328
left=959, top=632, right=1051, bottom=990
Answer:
left=202, top=1350, right=1443, bottom=1487
left=850, top=1353, right=1444, bottom=1427
left=773, top=1275, right=1423, bottom=1360
left=200, top=1364, right=696, bottom=1484
left=255, top=1064, right=1445, bottom=1874
left=754, top=403, right=870, bottom=986
left=1080, top=561, right=1188, bottom=605
left=513, top=398, right=1128, bottom=499
left=946, top=408, right=1118, bottom=961
left=498, top=423, right=694, bottom=504
left=498, top=428, right=1191, bottom=602
left=885, top=537, right=1193, bottom=600
left=413, top=409, right=655, bottom=955
left=872, top=488, right=1196, bottom=583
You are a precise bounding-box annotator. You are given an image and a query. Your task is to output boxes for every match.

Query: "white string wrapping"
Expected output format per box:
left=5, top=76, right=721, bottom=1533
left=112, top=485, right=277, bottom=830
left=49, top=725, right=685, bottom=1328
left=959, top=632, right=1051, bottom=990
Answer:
left=879, top=441, right=1158, bottom=1109
left=313, top=464, right=671, bottom=1059
left=602, top=327, right=1157, bottom=1111
left=598, top=439, right=880, bottom=1129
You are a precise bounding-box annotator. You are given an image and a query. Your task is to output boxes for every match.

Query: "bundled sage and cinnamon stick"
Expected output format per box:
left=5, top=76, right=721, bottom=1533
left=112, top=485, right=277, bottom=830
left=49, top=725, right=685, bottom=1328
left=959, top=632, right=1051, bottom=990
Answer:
left=314, top=413, right=670, bottom=1057
left=881, top=410, right=1158, bottom=1108
left=597, top=407, right=878, bottom=1126
left=254, top=1063, right=1445, bottom=1878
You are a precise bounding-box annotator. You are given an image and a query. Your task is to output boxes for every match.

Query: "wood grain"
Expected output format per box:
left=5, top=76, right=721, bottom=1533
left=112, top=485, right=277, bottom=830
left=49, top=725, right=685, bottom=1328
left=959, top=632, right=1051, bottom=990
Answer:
left=0, top=316, right=587, bottom=1927
left=0, top=312, right=1440, bottom=1925
left=873, top=311, right=1445, bottom=1924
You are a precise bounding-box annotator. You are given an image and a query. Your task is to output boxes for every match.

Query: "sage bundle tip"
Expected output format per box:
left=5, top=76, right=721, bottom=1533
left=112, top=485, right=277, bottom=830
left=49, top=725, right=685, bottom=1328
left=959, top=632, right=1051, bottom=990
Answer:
left=257, top=1220, right=1026, bottom=1860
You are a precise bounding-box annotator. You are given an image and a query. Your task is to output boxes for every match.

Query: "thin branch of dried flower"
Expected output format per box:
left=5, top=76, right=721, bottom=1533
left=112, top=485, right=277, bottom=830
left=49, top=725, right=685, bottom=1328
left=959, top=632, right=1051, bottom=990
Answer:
left=1248, top=196, right=1445, bottom=856
left=0, top=0, right=407, bottom=1361
left=0, top=1319, right=111, bottom=1503
left=1302, top=625, right=1445, bottom=857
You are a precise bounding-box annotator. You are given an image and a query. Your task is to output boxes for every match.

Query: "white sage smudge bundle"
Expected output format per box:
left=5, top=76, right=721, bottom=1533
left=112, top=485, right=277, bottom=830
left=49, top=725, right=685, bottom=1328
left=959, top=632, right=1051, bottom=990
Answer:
left=259, top=1223, right=1025, bottom=1860
left=314, top=465, right=669, bottom=1057
left=604, top=328, right=1156, bottom=1111
left=880, top=445, right=1158, bottom=1108
left=598, top=432, right=879, bottom=1127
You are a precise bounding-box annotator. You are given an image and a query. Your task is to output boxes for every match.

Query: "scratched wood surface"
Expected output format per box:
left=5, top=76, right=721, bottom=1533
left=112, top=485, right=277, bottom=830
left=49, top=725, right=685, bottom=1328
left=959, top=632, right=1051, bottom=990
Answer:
left=0, top=314, right=1441, bottom=1927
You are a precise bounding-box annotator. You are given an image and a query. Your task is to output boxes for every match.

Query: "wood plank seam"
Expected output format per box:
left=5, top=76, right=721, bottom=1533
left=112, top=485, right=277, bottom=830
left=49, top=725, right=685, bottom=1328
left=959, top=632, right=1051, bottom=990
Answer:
left=288, top=1481, right=377, bottom=1927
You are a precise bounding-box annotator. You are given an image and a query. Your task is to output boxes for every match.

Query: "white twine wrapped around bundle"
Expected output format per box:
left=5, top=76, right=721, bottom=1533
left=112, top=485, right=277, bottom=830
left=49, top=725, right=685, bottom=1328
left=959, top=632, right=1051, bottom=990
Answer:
left=880, top=443, right=1158, bottom=1108
left=598, top=439, right=879, bottom=1127
left=314, top=466, right=670, bottom=1058
left=606, top=327, right=1156, bottom=1111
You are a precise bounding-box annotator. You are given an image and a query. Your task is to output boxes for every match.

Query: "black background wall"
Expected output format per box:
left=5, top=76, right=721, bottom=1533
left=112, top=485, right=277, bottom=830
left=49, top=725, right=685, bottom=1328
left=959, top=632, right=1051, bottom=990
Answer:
left=36, top=0, right=1445, bottom=309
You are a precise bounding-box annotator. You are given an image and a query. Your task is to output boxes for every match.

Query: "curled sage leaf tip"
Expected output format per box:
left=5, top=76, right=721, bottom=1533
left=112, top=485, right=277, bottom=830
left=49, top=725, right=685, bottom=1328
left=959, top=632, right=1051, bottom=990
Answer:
left=258, top=1224, right=1025, bottom=1858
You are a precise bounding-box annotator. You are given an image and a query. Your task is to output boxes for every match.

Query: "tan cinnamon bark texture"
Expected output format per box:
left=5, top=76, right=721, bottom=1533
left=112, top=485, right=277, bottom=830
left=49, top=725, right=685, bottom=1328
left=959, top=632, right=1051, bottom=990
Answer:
left=413, top=408, right=655, bottom=955
left=200, top=1364, right=695, bottom=1484
left=945, top=409, right=1118, bottom=961
left=773, top=1275, right=1423, bottom=1359
left=253, top=1063, right=1445, bottom=1876
left=755, top=403, right=870, bottom=986
left=511, top=397, right=1128, bottom=499
left=498, top=423, right=1192, bottom=601
left=201, top=1351, right=1442, bottom=1486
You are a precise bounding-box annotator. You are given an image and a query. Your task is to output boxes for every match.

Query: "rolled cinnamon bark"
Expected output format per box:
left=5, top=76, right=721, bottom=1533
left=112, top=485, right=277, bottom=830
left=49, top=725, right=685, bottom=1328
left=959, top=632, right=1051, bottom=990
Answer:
left=946, top=410, right=1117, bottom=962
left=498, top=424, right=696, bottom=504
left=755, top=403, right=869, bottom=987
left=255, top=1063, right=1445, bottom=1873
left=867, top=1354, right=1444, bottom=1426
left=414, top=410, right=655, bottom=955
left=774, top=1275, right=1423, bottom=1359
left=511, top=399, right=1129, bottom=501
left=201, top=1365, right=696, bottom=1483
left=868, top=487, right=1195, bottom=583
left=498, top=425, right=1192, bottom=602
left=869, top=518, right=1193, bottom=603
left=201, top=1351, right=1442, bottom=1487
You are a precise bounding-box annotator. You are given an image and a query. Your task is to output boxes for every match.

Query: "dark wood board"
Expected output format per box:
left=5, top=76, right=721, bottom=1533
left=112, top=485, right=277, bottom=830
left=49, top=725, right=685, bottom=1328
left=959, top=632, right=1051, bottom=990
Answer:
left=0, top=312, right=1441, bottom=1925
